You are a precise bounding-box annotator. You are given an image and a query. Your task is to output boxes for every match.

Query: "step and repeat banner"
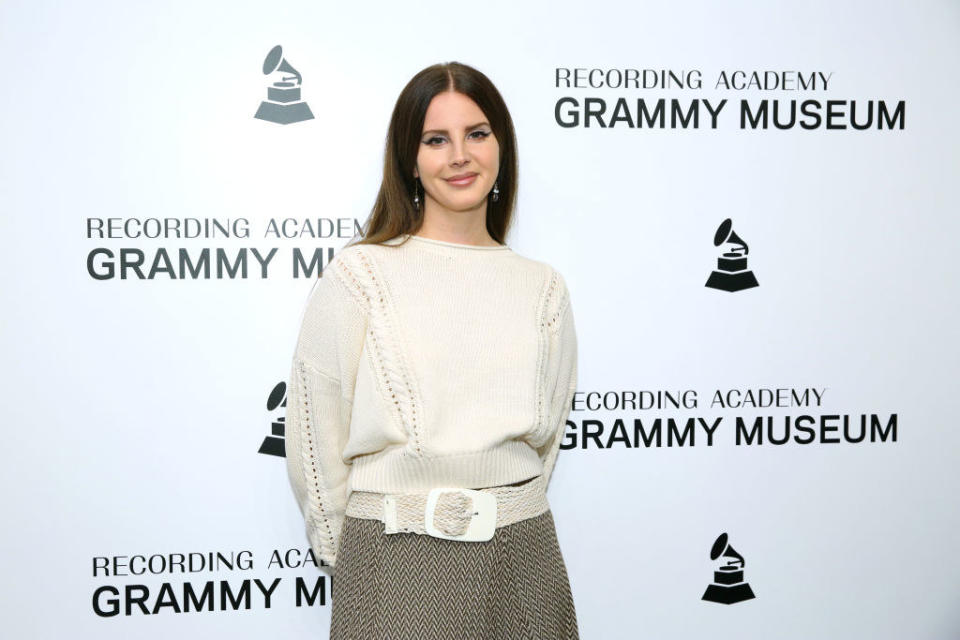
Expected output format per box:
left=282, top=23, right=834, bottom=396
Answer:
left=2, top=0, right=958, bottom=638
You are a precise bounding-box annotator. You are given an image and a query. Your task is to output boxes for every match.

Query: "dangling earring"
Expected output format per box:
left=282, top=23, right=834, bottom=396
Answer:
left=413, top=178, right=420, bottom=212
left=491, top=179, right=500, bottom=202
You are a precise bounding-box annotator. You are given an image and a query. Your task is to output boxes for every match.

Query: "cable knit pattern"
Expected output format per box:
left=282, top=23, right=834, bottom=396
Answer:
left=329, top=253, right=371, bottom=314
left=341, top=247, right=426, bottom=455
left=285, top=233, right=578, bottom=568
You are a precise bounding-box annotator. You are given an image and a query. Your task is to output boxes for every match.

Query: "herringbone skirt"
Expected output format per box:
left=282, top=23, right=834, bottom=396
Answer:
left=329, top=508, right=579, bottom=639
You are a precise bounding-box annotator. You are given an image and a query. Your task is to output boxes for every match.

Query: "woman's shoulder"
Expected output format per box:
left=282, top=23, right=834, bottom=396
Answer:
left=513, top=253, right=569, bottom=288
left=501, top=253, right=571, bottom=325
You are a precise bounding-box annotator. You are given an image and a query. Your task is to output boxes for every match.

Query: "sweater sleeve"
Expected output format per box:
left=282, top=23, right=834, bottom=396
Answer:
left=529, top=270, right=579, bottom=493
left=284, top=256, right=367, bottom=570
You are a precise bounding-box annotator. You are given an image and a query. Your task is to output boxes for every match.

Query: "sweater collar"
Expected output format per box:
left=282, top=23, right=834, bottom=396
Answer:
left=385, top=233, right=512, bottom=252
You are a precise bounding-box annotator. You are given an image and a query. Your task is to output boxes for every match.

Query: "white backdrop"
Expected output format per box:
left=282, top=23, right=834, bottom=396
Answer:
left=2, top=0, right=958, bottom=638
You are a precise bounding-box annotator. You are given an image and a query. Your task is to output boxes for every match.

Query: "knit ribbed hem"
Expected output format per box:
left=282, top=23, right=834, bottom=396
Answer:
left=347, top=440, right=543, bottom=493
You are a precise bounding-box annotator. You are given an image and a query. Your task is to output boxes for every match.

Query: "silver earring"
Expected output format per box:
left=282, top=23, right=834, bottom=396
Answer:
left=413, top=179, right=420, bottom=212
left=491, top=179, right=500, bottom=202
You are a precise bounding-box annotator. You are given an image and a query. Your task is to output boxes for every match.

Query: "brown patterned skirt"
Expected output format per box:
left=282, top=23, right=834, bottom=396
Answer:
left=330, top=508, right=579, bottom=639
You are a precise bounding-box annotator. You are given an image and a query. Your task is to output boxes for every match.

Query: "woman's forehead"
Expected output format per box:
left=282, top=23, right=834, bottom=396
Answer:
left=422, top=92, right=486, bottom=129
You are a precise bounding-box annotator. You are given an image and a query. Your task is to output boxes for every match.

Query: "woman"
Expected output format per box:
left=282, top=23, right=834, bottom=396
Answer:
left=285, top=61, right=579, bottom=639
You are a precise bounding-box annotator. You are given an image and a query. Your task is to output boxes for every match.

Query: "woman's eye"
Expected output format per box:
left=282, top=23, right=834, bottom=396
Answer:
left=423, top=131, right=491, bottom=146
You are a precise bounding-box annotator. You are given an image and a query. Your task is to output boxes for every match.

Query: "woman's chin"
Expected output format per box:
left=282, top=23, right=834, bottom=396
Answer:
left=431, top=195, right=489, bottom=213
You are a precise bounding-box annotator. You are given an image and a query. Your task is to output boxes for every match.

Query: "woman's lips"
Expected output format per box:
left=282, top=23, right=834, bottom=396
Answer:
left=446, top=174, right=477, bottom=186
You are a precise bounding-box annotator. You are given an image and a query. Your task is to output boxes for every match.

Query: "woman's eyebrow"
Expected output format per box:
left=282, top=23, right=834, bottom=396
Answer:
left=422, top=121, right=490, bottom=135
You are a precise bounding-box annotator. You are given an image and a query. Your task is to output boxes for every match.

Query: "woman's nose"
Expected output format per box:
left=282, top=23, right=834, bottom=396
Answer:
left=449, top=139, right=469, bottom=166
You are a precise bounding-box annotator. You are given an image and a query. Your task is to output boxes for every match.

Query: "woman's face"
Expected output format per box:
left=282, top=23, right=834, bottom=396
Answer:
left=413, top=91, right=500, bottom=218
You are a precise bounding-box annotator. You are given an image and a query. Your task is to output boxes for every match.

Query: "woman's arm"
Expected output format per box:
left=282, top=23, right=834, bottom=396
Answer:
left=284, top=259, right=367, bottom=571
left=530, top=270, right=579, bottom=493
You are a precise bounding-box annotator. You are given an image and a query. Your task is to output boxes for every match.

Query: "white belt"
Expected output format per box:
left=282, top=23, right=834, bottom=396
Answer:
left=345, top=477, right=549, bottom=542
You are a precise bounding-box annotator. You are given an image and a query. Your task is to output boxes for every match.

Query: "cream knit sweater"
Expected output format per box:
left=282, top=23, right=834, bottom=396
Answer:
left=284, top=233, right=578, bottom=568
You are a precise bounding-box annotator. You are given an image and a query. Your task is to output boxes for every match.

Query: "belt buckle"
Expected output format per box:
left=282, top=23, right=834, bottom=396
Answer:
left=424, top=487, right=497, bottom=542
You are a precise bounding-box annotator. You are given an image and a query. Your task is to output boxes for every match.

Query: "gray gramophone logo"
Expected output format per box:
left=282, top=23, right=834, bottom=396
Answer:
left=704, top=218, right=759, bottom=292
left=254, top=45, right=315, bottom=125
left=258, top=381, right=287, bottom=457
left=701, top=532, right=756, bottom=604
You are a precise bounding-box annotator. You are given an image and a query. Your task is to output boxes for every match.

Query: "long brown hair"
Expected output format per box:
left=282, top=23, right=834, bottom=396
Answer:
left=348, top=61, right=519, bottom=248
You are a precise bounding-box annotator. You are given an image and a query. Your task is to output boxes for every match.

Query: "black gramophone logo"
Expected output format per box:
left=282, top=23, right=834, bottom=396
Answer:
left=253, top=45, right=315, bottom=125
left=258, top=381, right=287, bottom=457
left=704, top=218, right=759, bottom=292
left=701, top=532, right=756, bottom=604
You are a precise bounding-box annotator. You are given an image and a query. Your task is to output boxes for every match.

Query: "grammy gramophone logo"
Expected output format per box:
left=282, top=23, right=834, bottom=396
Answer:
left=253, top=44, right=315, bottom=125
left=704, top=218, right=759, bottom=292
left=258, top=381, right=287, bottom=457
left=701, top=532, right=756, bottom=604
